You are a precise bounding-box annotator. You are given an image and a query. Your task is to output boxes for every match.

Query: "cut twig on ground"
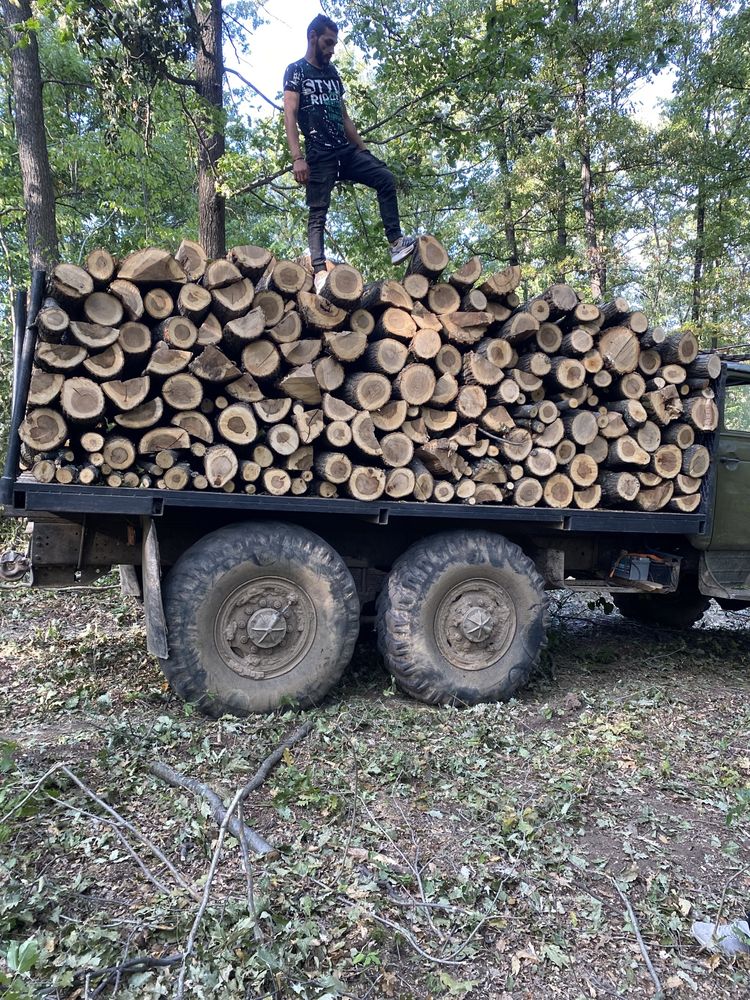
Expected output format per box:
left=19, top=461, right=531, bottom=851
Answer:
left=609, top=875, right=663, bottom=996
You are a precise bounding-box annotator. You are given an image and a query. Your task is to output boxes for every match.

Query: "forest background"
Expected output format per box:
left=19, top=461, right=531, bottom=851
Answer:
left=1, top=0, right=749, bottom=438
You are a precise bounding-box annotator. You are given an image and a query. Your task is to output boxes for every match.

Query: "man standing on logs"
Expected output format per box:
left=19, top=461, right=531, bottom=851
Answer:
left=283, top=14, right=416, bottom=290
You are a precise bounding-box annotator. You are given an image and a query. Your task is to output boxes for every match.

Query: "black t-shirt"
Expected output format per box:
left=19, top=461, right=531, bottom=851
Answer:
left=283, top=58, right=348, bottom=154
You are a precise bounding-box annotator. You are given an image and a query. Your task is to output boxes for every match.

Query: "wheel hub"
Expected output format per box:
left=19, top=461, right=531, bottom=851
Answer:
left=435, top=578, right=516, bottom=670
left=215, top=577, right=316, bottom=680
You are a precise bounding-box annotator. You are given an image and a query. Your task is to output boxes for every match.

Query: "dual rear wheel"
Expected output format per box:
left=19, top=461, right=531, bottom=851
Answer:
left=160, top=524, right=547, bottom=717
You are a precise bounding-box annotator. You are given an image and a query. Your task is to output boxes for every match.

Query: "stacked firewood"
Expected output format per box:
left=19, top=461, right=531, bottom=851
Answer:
left=18, top=236, right=721, bottom=511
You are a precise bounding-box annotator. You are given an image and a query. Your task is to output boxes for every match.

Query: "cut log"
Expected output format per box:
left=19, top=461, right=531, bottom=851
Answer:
left=642, top=385, right=683, bottom=426
left=385, top=466, right=416, bottom=499
left=455, top=384, right=487, bottom=420
left=435, top=344, right=462, bottom=376
left=433, top=481, right=456, bottom=503
left=516, top=351, right=551, bottom=376
left=617, top=372, right=647, bottom=399
left=549, top=357, right=586, bottom=389
left=59, top=377, right=105, bottom=424
left=625, top=310, right=648, bottom=334
left=102, top=435, right=136, bottom=470
left=360, top=280, right=412, bottom=313
left=28, top=371, right=64, bottom=406
left=242, top=340, right=281, bottom=379
left=203, top=444, right=238, bottom=487
left=412, top=302, right=443, bottom=332
left=390, top=364, right=434, bottom=406
left=681, top=444, right=710, bottom=478
left=513, top=477, right=544, bottom=507
left=479, top=265, right=522, bottom=299
left=380, top=432, right=414, bottom=468
left=176, top=283, right=212, bottom=324
left=371, top=400, right=408, bottom=432
left=252, top=398, right=292, bottom=424
left=253, top=290, right=285, bottom=327
left=374, top=306, right=417, bottom=340
left=69, top=321, right=119, bottom=350
left=598, top=471, right=640, bottom=505
left=347, top=466, right=386, bottom=501
left=119, top=249, right=186, bottom=286
left=102, top=375, right=151, bottom=411
left=403, top=273, right=430, bottom=300
left=410, top=328, right=442, bottom=360
left=541, top=284, right=578, bottom=318
left=421, top=408, right=457, bottom=433
left=109, top=279, right=145, bottom=322
left=325, top=330, right=368, bottom=362
left=574, top=485, right=602, bottom=509
left=269, top=311, right=303, bottom=345
left=493, top=378, right=521, bottom=404
left=660, top=332, right=699, bottom=365
left=115, top=397, right=164, bottom=430
left=83, top=344, right=125, bottom=380
left=211, top=279, right=255, bottom=323
left=266, top=423, right=300, bottom=456
left=171, top=410, right=213, bottom=443
left=322, top=393, right=358, bottom=423
left=261, top=259, right=307, bottom=296
left=350, top=308, right=375, bottom=336
left=582, top=349, right=604, bottom=374
left=584, top=435, right=609, bottom=464
left=544, top=473, right=574, bottom=508
left=554, top=439, right=577, bottom=465
left=637, top=349, right=661, bottom=377
left=286, top=446, right=314, bottom=472
left=279, top=364, right=322, bottom=405
left=139, top=427, right=190, bottom=454
left=189, top=345, right=241, bottom=383
left=659, top=364, right=687, bottom=385
left=687, top=353, right=722, bottom=380
left=324, top=420, right=353, bottom=448
left=350, top=411, right=382, bottom=456
left=662, top=423, right=695, bottom=449
left=448, top=256, right=482, bottom=291
left=427, top=283, right=462, bottom=316
left=536, top=322, right=563, bottom=353
left=143, top=288, right=174, bottom=321
left=85, top=248, right=116, bottom=287
left=215, top=403, right=258, bottom=446
left=228, top=244, right=272, bottom=280
left=293, top=406, right=325, bottom=445
left=19, top=408, right=68, bottom=452
left=162, top=373, right=203, bottom=411
left=280, top=338, right=322, bottom=366
left=203, top=259, right=242, bottom=290
left=607, top=399, right=647, bottom=428
left=560, top=329, right=594, bottom=356
left=175, top=239, right=208, bottom=281
left=497, top=312, right=540, bottom=346
left=682, top=396, right=718, bottom=431
left=668, top=493, right=701, bottom=512
left=635, top=421, right=662, bottom=453
left=606, top=436, right=651, bottom=467
left=297, top=291, right=347, bottom=331
left=345, top=372, right=392, bottom=411
left=568, top=453, right=599, bottom=487
left=500, top=427, right=533, bottom=462
left=598, top=326, right=639, bottom=373
left=314, top=451, right=352, bottom=484
left=410, top=459, right=434, bottom=500
left=312, top=355, right=344, bottom=393
left=48, top=263, right=94, bottom=303
left=429, top=372, right=459, bottom=407
left=155, top=316, right=197, bottom=351
left=405, top=235, right=449, bottom=279
left=318, top=263, right=364, bottom=307
left=146, top=346, right=192, bottom=376
left=675, top=474, right=701, bottom=494
left=365, top=338, right=409, bottom=374
left=535, top=418, right=565, bottom=448
left=37, top=302, right=69, bottom=342
left=525, top=447, right=557, bottom=478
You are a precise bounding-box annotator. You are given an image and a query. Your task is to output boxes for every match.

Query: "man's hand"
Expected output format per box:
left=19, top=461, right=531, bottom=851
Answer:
left=293, top=158, right=309, bottom=184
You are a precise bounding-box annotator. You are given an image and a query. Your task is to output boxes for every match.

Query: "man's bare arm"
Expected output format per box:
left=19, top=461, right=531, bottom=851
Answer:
left=283, top=91, right=309, bottom=183
left=342, top=101, right=367, bottom=150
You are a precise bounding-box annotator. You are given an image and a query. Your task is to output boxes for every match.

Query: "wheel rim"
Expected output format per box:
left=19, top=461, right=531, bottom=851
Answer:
left=214, top=576, right=316, bottom=679
left=434, top=577, right=516, bottom=671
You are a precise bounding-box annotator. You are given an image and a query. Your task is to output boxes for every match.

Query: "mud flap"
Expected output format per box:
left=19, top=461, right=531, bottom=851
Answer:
left=699, top=551, right=750, bottom=600
left=141, top=516, right=168, bottom=658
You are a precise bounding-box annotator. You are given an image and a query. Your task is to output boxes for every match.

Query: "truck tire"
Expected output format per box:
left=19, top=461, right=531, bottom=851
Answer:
left=377, top=531, right=547, bottom=705
left=612, top=589, right=710, bottom=629
left=161, top=522, right=360, bottom=716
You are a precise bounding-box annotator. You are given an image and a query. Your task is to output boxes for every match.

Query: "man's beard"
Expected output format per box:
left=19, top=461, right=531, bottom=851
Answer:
left=317, top=41, right=332, bottom=64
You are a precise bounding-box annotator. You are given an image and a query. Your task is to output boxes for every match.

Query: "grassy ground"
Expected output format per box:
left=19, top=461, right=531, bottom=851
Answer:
left=0, top=580, right=748, bottom=999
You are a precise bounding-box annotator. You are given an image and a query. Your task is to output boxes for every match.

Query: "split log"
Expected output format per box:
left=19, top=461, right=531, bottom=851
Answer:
left=253, top=290, right=285, bottom=327
left=682, top=396, right=718, bottom=431
left=479, top=265, right=522, bottom=299
left=175, top=239, right=207, bottom=281
left=535, top=418, right=564, bottom=448
left=203, top=259, right=242, bottom=290
left=115, top=398, right=164, bottom=430
left=365, top=338, right=408, bottom=374
left=421, top=408, right=457, bottom=433
left=463, top=351, right=505, bottom=386
left=280, top=338, right=322, bottom=366
left=668, top=493, right=701, bottom=513
left=574, top=485, right=602, bottom=509
left=293, top=406, right=325, bottom=444
left=190, top=345, right=241, bottom=383
left=28, top=371, right=64, bottom=406
left=360, top=280, right=412, bottom=313
left=351, top=412, right=382, bottom=456
left=242, top=341, right=281, bottom=380
left=171, top=411, right=213, bottom=443
left=313, top=356, right=344, bottom=394
left=322, top=393, right=358, bottom=423
left=226, top=374, right=263, bottom=404
left=119, top=249, right=186, bottom=286
left=497, top=312, right=539, bottom=346
left=83, top=344, right=125, bottom=380
left=410, top=459, right=434, bottom=500
left=139, top=427, right=190, bottom=454
left=222, top=308, right=265, bottom=353
left=211, top=279, right=255, bottom=323
left=325, top=330, right=368, bottom=362
left=430, top=372, right=459, bottom=407
left=69, top=321, right=119, bottom=350
left=371, top=400, right=408, bottom=432
left=297, top=291, right=347, bottom=331
left=269, top=311, right=303, bottom=345
left=19, top=408, right=68, bottom=452
left=48, top=263, right=94, bottom=303
left=253, top=398, right=292, bottom=424
left=448, top=256, right=482, bottom=291
left=204, top=444, right=238, bottom=487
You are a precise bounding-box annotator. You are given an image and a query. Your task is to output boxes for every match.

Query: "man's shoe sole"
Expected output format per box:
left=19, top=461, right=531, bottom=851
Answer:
left=391, top=244, right=416, bottom=264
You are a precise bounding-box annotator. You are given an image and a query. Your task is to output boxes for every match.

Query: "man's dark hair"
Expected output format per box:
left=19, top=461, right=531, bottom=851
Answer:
left=307, top=14, right=338, bottom=39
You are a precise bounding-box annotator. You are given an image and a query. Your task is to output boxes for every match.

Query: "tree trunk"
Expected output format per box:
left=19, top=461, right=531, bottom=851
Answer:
left=2, top=0, right=58, bottom=268
left=195, top=0, right=225, bottom=257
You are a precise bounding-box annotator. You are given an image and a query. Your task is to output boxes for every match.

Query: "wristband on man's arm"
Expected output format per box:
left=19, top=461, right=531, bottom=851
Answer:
left=293, top=156, right=305, bottom=162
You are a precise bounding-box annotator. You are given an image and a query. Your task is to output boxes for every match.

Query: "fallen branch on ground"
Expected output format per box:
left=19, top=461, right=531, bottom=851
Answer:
left=609, top=876, right=663, bottom=996
left=148, top=760, right=275, bottom=856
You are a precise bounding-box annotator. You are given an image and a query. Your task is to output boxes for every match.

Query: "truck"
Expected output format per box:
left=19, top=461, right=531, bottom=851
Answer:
left=2, top=275, right=749, bottom=717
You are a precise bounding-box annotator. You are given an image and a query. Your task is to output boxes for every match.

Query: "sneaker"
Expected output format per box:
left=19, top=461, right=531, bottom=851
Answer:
left=314, top=271, right=327, bottom=294
left=390, top=235, right=417, bottom=264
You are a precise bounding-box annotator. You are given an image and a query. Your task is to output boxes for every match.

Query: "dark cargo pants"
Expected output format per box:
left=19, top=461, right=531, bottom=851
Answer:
left=306, top=142, right=402, bottom=271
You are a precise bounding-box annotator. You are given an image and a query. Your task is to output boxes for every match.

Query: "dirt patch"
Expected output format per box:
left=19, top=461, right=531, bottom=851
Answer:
left=0, top=582, right=748, bottom=998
